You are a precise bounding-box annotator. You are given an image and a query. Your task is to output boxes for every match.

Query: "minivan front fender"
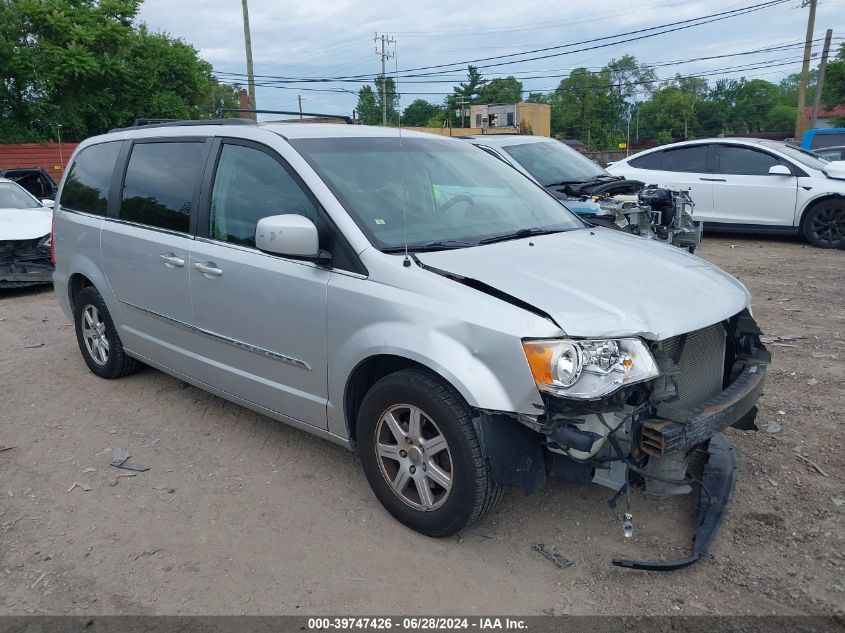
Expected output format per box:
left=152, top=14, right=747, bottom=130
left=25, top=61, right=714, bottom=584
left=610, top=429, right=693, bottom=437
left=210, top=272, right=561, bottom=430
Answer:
left=329, top=321, right=545, bottom=441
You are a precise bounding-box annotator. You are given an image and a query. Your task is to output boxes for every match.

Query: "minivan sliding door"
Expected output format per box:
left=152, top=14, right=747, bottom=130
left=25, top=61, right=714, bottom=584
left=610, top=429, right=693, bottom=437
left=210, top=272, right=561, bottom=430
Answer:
left=100, top=138, right=210, bottom=373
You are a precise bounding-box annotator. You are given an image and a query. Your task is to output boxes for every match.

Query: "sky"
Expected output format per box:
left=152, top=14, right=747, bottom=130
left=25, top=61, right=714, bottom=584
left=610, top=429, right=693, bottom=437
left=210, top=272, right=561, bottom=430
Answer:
left=136, top=0, right=845, bottom=117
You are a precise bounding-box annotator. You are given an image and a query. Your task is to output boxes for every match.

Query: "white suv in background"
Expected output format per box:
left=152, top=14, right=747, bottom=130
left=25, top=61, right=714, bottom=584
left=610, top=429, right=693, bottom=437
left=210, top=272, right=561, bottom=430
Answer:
left=607, top=138, right=845, bottom=248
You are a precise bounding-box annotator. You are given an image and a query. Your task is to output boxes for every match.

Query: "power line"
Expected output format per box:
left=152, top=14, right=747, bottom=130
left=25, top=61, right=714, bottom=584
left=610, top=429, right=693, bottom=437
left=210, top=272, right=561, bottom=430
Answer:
left=246, top=57, right=816, bottom=97
left=211, top=0, right=804, bottom=83
left=215, top=45, right=830, bottom=88
left=342, top=0, right=793, bottom=77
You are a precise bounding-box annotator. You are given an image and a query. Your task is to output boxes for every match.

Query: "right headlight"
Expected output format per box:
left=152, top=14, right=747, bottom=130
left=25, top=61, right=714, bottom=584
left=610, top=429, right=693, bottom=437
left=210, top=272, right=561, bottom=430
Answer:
left=522, top=337, right=659, bottom=400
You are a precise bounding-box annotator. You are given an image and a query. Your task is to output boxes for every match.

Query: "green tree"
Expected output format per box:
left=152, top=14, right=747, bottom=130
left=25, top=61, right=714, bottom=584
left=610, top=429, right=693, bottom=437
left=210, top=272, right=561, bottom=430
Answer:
left=766, top=104, right=796, bottom=134
left=734, top=79, right=782, bottom=132
left=355, top=85, right=379, bottom=125
left=525, top=92, right=548, bottom=104
left=0, top=0, right=239, bottom=141
left=478, top=76, right=523, bottom=104
left=355, top=78, right=399, bottom=125
left=453, top=65, right=486, bottom=102
left=402, top=99, right=441, bottom=127
left=451, top=65, right=486, bottom=126
left=605, top=54, right=658, bottom=100
left=703, top=78, right=744, bottom=135
left=546, top=67, right=626, bottom=148
left=822, top=43, right=845, bottom=125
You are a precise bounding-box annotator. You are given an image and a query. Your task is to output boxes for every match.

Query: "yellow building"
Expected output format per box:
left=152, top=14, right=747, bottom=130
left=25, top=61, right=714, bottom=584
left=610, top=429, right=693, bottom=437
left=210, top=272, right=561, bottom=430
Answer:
left=468, top=102, right=551, bottom=137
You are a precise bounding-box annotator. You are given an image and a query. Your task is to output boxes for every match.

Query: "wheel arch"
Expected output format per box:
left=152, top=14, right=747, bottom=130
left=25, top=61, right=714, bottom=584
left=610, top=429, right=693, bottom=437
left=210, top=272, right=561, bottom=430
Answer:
left=798, top=192, right=845, bottom=228
left=64, top=253, right=114, bottom=314
left=67, top=272, right=94, bottom=313
left=344, top=354, right=455, bottom=444
left=330, top=317, right=546, bottom=443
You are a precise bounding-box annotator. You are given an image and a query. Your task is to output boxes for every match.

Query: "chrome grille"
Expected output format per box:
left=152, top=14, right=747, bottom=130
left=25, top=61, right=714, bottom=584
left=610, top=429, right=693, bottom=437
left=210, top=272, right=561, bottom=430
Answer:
left=658, top=323, right=726, bottom=409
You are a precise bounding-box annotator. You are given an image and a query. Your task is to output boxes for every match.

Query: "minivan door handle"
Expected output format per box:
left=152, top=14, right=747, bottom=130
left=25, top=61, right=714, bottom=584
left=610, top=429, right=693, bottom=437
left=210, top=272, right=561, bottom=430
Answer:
left=160, top=253, right=185, bottom=268
left=193, top=261, right=223, bottom=277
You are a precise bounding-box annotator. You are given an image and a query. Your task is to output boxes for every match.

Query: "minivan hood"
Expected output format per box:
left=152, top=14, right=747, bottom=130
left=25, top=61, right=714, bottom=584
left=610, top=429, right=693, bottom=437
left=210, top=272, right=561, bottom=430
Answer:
left=416, top=228, right=750, bottom=340
left=0, top=207, right=52, bottom=241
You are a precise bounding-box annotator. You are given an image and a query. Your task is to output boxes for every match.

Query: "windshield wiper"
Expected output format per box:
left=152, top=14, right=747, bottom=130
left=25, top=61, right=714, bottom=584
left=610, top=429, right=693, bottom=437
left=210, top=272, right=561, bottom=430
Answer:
left=544, top=178, right=591, bottom=187
left=478, top=227, right=565, bottom=245
left=382, top=239, right=478, bottom=253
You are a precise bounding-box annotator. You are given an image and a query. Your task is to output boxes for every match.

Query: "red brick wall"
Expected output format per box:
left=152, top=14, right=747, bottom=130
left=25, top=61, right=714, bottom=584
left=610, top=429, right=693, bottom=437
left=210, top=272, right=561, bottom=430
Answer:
left=0, top=142, right=79, bottom=181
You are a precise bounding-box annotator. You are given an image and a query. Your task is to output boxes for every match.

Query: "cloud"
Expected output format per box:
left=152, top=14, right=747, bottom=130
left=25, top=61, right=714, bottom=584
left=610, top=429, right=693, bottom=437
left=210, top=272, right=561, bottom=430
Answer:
left=137, top=0, right=843, bottom=113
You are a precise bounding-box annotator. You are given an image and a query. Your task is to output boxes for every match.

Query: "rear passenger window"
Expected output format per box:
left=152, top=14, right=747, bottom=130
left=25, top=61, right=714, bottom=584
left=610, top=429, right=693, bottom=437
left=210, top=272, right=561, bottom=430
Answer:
left=628, top=152, right=661, bottom=169
left=209, top=143, right=318, bottom=248
left=60, top=142, right=121, bottom=215
left=119, top=141, right=207, bottom=233
left=661, top=145, right=709, bottom=173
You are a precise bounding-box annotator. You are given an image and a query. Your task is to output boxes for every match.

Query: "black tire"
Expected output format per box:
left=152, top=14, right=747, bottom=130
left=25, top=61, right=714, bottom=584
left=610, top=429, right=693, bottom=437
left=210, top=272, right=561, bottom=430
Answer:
left=73, top=286, right=139, bottom=379
left=801, top=200, right=845, bottom=248
left=357, top=368, right=503, bottom=537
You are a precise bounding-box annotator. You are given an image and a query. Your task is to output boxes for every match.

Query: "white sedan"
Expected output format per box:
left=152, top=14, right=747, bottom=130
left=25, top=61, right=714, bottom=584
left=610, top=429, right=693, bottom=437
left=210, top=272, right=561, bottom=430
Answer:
left=607, top=138, right=845, bottom=248
left=0, top=177, right=54, bottom=288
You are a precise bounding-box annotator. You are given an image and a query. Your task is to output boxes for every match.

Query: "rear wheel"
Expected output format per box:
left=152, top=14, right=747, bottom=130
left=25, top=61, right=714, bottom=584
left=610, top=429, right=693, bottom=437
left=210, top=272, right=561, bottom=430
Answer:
left=802, top=200, right=845, bottom=248
left=357, top=368, right=502, bottom=537
left=73, top=286, right=139, bottom=379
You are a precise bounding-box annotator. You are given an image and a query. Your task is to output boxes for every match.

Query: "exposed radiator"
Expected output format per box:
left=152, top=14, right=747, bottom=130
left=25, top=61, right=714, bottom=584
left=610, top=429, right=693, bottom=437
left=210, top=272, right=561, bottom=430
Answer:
left=658, top=323, right=726, bottom=409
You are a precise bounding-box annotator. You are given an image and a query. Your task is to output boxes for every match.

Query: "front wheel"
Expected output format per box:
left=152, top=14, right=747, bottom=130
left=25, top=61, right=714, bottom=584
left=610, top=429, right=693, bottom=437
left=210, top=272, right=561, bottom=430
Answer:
left=802, top=200, right=845, bottom=248
left=357, top=368, right=502, bottom=537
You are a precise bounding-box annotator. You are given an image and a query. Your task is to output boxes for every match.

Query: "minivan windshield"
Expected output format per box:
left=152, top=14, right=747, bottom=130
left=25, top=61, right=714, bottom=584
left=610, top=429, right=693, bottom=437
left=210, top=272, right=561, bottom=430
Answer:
left=289, top=136, right=584, bottom=251
left=500, top=139, right=607, bottom=186
left=0, top=182, right=41, bottom=209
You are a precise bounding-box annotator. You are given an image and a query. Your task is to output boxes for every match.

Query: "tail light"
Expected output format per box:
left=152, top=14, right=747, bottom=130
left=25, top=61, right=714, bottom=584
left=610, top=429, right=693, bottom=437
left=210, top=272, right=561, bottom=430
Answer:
left=50, top=214, right=56, bottom=264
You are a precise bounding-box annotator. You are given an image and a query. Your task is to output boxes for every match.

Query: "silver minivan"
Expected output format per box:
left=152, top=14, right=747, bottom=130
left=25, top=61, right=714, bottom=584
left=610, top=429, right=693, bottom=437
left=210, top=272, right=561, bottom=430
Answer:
left=52, top=120, right=769, bottom=569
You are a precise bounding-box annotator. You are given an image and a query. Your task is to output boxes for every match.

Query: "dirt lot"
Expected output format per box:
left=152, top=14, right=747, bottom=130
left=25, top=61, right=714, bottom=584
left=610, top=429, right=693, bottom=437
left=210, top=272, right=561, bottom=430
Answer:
left=0, top=235, right=843, bottom=616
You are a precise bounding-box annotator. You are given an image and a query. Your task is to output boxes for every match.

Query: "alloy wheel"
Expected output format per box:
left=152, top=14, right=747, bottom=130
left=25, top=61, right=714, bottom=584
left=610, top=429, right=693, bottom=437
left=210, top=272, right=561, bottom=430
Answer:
left=81, top=304, right=109, bottom=366
left=811, top=205, right=845, bottom=246
left=374, top=404, right=453, bottom=511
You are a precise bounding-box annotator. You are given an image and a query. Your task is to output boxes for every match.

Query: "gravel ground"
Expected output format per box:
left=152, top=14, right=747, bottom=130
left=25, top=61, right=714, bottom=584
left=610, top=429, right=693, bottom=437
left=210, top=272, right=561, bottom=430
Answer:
left=0, top=235, right=843, bottom=616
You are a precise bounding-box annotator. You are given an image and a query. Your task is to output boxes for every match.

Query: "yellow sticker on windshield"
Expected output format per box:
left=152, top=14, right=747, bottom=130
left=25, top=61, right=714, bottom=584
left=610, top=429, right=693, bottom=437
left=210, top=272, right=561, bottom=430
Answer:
left=374, top=218, right=385, bottom=225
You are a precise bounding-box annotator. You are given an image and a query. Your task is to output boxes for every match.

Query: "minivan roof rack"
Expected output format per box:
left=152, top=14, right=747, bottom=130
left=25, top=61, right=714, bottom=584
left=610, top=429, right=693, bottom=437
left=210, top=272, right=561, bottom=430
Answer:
left=216, top=108, right=353, bottom=124
left=108, top=118, right=257, bottom=133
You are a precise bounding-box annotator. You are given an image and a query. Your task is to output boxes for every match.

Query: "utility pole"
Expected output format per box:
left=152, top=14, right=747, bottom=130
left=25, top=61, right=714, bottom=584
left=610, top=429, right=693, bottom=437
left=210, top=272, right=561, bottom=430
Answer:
left=795, top=0, right=817, bottom=140
left=55, top=124, right=64, bottom=174
left=298, top=94, right=303, bottom=119
left=241, top=0, right=257, bottom=114
left=635, top=106, right=639, bottom=142
left=457, top=97, right=469, bottom=128
left=811, top=29, right=834, bottom=129
left=374, top=33, right=395, bottom=126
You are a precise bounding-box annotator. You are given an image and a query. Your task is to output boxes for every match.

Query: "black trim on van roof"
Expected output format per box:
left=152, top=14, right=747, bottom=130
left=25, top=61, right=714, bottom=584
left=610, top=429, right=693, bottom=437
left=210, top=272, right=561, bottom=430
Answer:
left=108, top=119, right=257, bottom=133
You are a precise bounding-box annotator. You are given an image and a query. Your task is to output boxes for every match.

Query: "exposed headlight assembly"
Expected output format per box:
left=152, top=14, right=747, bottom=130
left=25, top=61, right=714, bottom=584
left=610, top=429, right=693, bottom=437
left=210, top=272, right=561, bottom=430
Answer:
left=522, top=337, right=659, bottom=399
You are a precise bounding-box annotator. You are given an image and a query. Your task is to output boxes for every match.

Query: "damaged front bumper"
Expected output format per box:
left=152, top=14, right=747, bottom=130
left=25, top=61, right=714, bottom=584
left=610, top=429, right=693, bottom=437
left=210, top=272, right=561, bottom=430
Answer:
left=613, top=432, right=737, bottom=571
left=477, top=311, right=770, bottom=571
left=641, top=357, right=768, bottom=456
left=0, top=240, right=53, bottom=288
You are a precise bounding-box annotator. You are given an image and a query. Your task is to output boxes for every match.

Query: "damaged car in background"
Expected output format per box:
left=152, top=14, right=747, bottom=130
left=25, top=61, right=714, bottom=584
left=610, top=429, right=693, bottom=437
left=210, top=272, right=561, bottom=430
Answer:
left=464, top=134, right=702, bottom=252
left=53, top=121, right=767, bottom=571
left=0, top=177, right=54, bottom=288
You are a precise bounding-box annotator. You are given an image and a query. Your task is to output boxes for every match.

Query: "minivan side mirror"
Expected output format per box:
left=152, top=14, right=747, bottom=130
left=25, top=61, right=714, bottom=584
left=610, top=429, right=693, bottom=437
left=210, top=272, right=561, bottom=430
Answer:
left=41, top=199, right=55, bottom=208
left=768, top=165, right=792, bottom=176
left=255, top=214, right=329, bottom=263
